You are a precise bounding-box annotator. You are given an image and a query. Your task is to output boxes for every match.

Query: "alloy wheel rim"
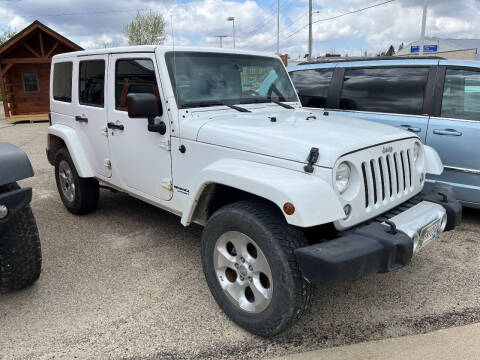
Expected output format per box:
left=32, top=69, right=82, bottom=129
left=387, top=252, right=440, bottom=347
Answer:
left=58, top=160, right=75, bottom=203
left=213, top=231, right=273, bottom=313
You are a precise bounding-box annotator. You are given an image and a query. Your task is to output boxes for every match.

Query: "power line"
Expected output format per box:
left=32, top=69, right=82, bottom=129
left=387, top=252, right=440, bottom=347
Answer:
left=260, top=11, right=308, bottom=51
left=245, top=0, right=295, bottom=37
left=283, top=0, right=396, bottom=42
left=22, top=7, right=163, bottom=18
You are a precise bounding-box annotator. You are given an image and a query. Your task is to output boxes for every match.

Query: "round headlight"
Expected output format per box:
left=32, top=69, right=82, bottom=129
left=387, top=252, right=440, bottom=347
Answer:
left=413, top=142, right=421, bottom=162
left=335, top=162, right=351, bottom=194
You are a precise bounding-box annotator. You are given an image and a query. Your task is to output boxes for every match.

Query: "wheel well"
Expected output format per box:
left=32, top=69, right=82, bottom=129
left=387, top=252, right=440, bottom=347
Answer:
left=47, top=135, right=66, bottom=164
left=191, top=184, right=280, bottom=226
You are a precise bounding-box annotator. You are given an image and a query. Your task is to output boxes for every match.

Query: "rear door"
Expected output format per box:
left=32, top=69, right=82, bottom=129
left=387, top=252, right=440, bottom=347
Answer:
left=327, top=64, right=436, bottom=143
left=74, top=55, right=111, bottom=178
left=426, top=62, right=480, bottom=206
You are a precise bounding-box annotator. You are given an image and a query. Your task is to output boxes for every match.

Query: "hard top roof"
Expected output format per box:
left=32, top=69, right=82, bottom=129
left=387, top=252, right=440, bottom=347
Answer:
left=52, top=45, right=280, bottom=60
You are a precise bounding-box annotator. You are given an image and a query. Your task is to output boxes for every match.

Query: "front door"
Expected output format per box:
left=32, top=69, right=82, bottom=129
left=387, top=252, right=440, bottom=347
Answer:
left=75, top=55, right=111, bottom=177
left=107, top=53, right=172, bottom=201
left=426, top=64, right=480, bottom=205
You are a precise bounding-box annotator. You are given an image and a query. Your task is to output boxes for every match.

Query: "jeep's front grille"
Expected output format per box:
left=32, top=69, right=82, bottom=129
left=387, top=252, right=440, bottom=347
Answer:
left=361, top=149, right=413, bottom=209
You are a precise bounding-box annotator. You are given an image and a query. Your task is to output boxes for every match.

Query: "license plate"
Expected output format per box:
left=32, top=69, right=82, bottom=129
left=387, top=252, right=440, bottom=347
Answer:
left=418, top=218, right=441, bottom=249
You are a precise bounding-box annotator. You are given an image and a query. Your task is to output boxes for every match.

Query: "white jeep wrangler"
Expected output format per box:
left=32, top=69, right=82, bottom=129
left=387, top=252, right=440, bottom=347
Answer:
left=46, top=46, right=461, bottom=337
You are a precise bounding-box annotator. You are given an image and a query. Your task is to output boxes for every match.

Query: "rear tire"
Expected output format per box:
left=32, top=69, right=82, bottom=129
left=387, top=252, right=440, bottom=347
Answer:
left=55, top=148, right=99, bottom=214
left=201, top=200, right=313, bottom=337
left=0, top=183, right=42, bottom=293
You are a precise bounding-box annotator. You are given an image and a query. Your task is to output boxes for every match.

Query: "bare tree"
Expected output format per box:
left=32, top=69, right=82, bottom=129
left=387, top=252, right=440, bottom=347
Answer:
left=0, top=29, right=17, bottom=46
left=123, top=11, right=166, bottom=46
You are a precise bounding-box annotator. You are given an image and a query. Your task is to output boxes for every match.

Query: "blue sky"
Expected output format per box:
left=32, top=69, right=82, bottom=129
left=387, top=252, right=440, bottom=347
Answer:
left=1, top=0, right=480, bottom=58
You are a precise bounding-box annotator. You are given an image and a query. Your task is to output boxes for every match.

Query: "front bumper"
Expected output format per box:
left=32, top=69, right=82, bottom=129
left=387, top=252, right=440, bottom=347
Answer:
left=295, top=185, right=462, bottom=285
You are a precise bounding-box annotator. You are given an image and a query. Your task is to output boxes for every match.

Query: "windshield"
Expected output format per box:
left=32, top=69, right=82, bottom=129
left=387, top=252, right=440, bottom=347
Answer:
left=165, top=52, right=298, bottom=109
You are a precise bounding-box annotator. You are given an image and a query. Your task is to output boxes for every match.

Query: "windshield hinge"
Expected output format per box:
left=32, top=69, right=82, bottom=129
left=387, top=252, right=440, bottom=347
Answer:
left=159, top=138, right=171, bottom=151
left=304, top=147, right=319, bottom=174
left=104, top=159, right=112, bottom=170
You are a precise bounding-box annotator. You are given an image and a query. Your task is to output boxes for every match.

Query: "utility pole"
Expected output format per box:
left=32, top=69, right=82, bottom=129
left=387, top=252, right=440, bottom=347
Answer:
left=227, top=17, right=235, bottom=48
left=419, top=0, right=428, bottom=55
left=276, top=0, right=280, bottom=54
left=308, top=0, right=312, bottom=60
left=216, top=35, right=228, bottom=48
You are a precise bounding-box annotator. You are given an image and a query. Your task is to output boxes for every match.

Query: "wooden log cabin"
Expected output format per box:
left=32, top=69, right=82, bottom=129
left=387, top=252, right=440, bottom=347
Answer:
left=0, top=21, right=82, bottom=123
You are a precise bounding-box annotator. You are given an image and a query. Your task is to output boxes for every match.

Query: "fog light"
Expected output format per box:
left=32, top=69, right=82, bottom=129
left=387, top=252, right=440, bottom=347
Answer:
left=0, top=205, right=8, bottom=220
left=283, top=202, right=295, bottom=215
left=343, top=204, right=352, bottom=219
left=441, top=213, right=448, bottom=231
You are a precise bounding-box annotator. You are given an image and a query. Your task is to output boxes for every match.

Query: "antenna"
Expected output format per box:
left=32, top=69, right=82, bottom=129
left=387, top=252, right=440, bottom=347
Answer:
left=170, top=13, right=182, bottom=146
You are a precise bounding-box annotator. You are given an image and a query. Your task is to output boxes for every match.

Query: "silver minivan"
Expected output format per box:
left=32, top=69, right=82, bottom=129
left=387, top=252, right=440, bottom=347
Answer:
left=288, top=58, right=480, bottom=209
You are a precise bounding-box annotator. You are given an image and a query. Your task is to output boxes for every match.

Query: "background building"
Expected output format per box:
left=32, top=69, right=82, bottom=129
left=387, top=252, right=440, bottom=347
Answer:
left=397, top=37, right=480, bottom=60
left=0, top=21, right=82, bottom=123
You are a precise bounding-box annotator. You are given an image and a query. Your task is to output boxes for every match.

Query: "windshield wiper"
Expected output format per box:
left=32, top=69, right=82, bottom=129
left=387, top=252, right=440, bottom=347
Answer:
left=223, top=103, right=251, bottom=112
left=240, top=98, right=295, bottom=109
left=269, top=99, right=295, bottom=109
left=181, top=101, right=250, bottom=112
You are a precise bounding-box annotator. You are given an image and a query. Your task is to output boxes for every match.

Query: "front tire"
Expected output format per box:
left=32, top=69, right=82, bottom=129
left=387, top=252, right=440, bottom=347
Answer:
left=0, top=183, right=42, bottom=293
left=55, top=148, right=99, bottom=214
left=201, top=200, right=313, bottom=337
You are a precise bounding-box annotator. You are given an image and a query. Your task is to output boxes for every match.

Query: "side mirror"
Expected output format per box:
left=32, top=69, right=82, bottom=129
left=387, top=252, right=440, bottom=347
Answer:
left=126, top=93, right=163, bottom=119
left=126, top=93, right=165, bottom=134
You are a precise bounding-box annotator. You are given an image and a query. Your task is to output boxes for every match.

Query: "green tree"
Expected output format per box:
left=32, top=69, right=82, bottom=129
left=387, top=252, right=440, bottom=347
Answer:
left=386, top=44, right=395, bottom=56
left=123, top=11, right=166, bottom=46
left=0, top=29, right=17, bottom=46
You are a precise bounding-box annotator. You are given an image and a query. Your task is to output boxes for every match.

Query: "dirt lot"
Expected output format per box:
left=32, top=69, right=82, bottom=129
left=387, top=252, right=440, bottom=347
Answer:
left=1, top=121, right=479, bottom=359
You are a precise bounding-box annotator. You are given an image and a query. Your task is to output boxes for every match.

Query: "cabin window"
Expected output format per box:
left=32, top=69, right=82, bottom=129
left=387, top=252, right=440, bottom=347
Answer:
left=22, top=71, right=39, bottom=93
left=53, top=62, right=73, bottom=102
left=79, top=60, right=105, bottom=107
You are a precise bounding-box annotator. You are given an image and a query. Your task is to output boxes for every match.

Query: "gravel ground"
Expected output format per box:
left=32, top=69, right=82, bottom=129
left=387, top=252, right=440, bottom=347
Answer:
left=0, top=122, right=479, bottom=359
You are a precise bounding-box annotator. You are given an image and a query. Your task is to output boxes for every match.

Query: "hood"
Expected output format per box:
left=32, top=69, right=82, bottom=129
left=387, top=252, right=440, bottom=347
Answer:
left=195, top=108, right=416, bottom=168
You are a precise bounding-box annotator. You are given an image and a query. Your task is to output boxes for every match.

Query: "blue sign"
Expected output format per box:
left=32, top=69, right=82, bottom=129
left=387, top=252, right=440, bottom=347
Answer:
left=411, top=44, right=438, bottom=53
left=424, top=44, right=438, bottom=52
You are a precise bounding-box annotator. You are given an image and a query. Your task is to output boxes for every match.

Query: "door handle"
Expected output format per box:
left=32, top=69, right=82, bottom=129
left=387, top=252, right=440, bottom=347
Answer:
left=75, top=115, right=88, bottom=123
left=399, top=124, right=421, bottom=133
left=433, top=129, right=462, bottom=136
left=107, top=122, right=124, bottom=131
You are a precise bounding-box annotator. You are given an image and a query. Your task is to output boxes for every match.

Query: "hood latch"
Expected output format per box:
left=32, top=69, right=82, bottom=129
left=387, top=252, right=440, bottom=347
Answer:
left=304, top=147, right=319, bottom=174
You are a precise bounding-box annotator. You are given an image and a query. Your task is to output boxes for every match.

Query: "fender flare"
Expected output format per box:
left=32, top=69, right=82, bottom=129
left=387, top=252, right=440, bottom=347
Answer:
left=48, top=124, right=95, bottom=178
left=424, top=145, right=443, bottom=176
left=0, top=142, right=34, bottom=185
left=181, top=159, right=345, bottom=228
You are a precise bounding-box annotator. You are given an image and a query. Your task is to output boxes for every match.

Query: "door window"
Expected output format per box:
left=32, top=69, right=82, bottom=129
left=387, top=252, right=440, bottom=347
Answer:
left=115, top=58, right=159, bottom=111
left=53, top=62, right=73, bottom=102
left=79, top=60, right=105, bottom=107
left=441, top=68, right=480, bottom=121
left=290, top=68, right=333, bottom=108
left=339, top=67, right=429, bottom=115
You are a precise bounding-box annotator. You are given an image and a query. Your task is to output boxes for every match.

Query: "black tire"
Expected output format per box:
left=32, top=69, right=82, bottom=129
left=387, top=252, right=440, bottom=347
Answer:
left=55, top=148, right=99, bottom=214
left=201, top=200, right=313, bottom=337
left=0, top=183, right=42, bottom=293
